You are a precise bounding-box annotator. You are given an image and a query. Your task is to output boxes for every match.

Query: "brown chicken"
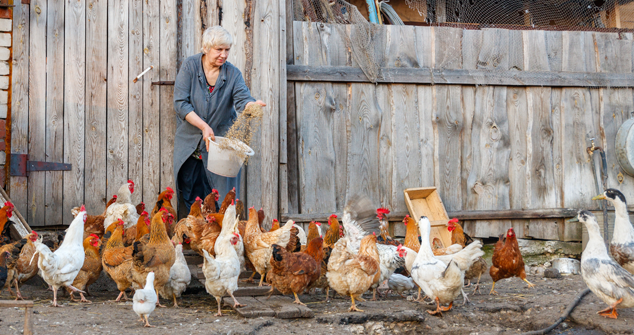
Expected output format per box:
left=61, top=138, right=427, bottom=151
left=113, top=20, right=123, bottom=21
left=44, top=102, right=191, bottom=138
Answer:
left=244, top=207, right=294, bottom=286
left=267, top=237, right=324, bottom=305
left=68, top=234, right=102, bottom=303
left=206, top=189, right=237, bottom=228
left=150, top=187, right=178, bottom=225
left=306, top=221, right=320, bottom=244
left=236, top=199, right=247, bottom=221
left=327, top=235, right=380, bottom=312
left=323, top=214, right=341, bottom=248
left=448, top=219, right=487, bottom=293
left=0, top=202, right=16, bottom=245
left=101, top=220, right=134, bottom=301
left=197, top=216, right=222, bottom=256
left=202, top=189, right=219, bottom=216
left=136, top=202, right=145, bottom=216
left=489, top=228, right=534, bottom=295
left=376, top=208, right=399, bottom=247
left=286, top=226, right=301, bottom=253
left=403, top=215, right=420, bottom=252
left=123, top=211, right=150, bottom=246
left=12, top=232, right=39, bottom=299
left=238, top=208, right=266, bottom=283
left=0, top=236, right=28, bottom=298
left=131, top=210, right=176, bottom=306
left=269, top=219, right=280, bottom=232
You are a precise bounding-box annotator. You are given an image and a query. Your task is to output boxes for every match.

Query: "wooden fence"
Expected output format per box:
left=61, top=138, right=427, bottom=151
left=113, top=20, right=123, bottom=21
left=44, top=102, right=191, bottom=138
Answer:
left=9, top=0, right=284, bottom=227
left=284, top=22, right=634, bottom=240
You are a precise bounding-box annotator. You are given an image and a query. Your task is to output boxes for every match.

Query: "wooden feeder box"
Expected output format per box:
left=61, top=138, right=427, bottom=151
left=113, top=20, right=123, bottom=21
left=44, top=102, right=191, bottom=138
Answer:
left=403, top=187, right=453, bottom=248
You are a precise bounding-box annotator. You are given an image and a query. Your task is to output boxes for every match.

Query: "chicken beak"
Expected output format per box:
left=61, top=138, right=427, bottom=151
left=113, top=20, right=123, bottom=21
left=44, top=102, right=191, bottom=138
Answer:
left=567, top=217, right=580, bottom=223
left=592, top=194, right=606, bottom=201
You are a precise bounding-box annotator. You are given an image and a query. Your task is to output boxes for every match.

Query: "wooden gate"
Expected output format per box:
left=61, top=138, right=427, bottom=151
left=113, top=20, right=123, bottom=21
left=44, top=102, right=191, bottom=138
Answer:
left=10, top=0, right=177, bottom=226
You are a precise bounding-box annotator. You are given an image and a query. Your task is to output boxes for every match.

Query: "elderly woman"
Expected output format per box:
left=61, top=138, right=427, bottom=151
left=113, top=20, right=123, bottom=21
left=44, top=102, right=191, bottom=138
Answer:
left=174, top=26, right=265, bottom=211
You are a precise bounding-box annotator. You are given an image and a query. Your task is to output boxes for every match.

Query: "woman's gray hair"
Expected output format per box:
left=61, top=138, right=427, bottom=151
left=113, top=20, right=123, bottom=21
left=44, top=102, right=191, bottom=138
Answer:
left=201, top=26, right=233, bottom=53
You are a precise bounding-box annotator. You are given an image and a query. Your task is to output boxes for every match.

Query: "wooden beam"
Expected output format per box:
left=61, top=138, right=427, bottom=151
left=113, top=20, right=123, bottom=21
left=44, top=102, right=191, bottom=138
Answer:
left=281, top=208, right=584, bottom=223
left=287, top=65, right=634, bottom=87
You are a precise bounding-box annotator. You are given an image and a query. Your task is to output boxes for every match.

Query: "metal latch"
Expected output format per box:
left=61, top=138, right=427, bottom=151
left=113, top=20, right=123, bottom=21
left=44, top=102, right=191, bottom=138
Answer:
left=10, top=154, right=72, bottom=177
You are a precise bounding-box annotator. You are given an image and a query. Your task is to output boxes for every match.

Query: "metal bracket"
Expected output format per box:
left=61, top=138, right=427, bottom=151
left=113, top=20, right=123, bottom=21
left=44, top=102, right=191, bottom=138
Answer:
left=151, top=81, right=175, bottom=86
left=10, top=154, right=72, bottom=177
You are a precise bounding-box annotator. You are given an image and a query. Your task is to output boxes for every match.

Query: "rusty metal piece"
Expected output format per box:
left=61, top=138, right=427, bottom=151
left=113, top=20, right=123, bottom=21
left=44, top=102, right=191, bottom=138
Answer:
left=10, top=154, right=71, bottom=177
left=151, top=81, right=175, bottom=86
left=616, top=118, right=634, bottom=176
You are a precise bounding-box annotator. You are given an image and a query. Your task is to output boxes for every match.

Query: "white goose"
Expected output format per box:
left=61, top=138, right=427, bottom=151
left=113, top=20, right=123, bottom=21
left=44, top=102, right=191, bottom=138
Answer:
left=593, top=188, right=634, bottom=274
left=572, top=210, right=634, bottom=319
left=410, top=216, right=465, bottom=316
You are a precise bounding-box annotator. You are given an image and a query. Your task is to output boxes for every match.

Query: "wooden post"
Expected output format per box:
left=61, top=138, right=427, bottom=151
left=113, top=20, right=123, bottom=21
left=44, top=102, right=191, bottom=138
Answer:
left=606, top=1, right=621, bottom=28
left=24, top=306, right=33, bottom=335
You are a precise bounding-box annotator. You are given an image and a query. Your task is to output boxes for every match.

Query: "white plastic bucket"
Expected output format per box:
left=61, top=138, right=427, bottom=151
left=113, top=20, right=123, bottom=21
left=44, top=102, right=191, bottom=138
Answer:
left=206, top=136, right=254, bottom=177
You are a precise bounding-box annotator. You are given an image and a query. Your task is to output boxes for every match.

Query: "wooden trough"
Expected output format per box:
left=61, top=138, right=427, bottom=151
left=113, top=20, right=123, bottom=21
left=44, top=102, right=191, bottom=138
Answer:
left=404, top=187, right=452, bottom=248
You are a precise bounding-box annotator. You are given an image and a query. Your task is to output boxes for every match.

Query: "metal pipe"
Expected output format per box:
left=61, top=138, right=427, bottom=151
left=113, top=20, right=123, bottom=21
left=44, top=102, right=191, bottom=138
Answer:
left=365, top=0, right=379, bottom=23
left=588, top=138, right=610, bottom=245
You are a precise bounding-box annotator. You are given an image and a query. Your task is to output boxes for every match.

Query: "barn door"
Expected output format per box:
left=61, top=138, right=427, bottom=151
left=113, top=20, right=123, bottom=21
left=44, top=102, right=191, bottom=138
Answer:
left=9, top=0, right=178, bottom=227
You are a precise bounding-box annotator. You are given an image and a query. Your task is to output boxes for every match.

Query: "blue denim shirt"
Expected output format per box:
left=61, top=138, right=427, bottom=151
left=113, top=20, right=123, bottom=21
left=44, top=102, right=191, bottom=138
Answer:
left=173, top=53, right=255, bottom=197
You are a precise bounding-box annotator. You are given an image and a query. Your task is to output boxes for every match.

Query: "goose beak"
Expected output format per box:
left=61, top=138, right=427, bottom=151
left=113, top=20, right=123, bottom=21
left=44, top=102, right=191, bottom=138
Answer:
left=567, top=217, right=580, bottom=223
left=592, top=194, right=606, bottom=200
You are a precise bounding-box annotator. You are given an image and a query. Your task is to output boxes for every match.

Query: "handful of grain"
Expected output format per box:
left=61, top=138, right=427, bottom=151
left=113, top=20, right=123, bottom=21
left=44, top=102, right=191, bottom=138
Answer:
left=217, top=103, right=264, bottom=163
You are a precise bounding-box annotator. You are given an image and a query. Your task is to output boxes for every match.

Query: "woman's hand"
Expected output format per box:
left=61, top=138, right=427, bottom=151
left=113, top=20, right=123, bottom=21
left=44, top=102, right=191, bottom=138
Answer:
left=203, top=125, right=215, bottom=152
left=246, top=100, right=267, bottom=109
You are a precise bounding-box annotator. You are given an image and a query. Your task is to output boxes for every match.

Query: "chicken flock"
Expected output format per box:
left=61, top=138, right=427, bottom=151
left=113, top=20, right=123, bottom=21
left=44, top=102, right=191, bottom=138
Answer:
left=3, top=181, right=634, bottom=324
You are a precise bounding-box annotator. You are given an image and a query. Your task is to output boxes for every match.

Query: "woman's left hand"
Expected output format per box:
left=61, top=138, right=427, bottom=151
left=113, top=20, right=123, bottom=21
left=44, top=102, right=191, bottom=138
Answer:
left=246, top=100, right=267, bottom=108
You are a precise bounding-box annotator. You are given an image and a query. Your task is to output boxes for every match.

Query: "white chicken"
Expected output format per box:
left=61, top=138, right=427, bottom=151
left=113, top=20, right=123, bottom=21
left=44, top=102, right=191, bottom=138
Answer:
left=202, top=232, right=244, bottom=316
left=411, top=216, right=484, bottom=315
left=31, top=205, right=87, bottom=307
left=220, top=203, right=245, bottom=272
left=133, top=272, right=158, bottom=327
left=160, top=243, right=191, bottom=307
left=592, top=189, right=634, bottom=275
left=294, top=224, right=307, bottom=246
left=342, top=194, right=405, bottom=300
left=387, top=273, right=416, bottom=298
left=103, top=180, right=139, bottom=230
left=574, top=210, right=634, bottom=319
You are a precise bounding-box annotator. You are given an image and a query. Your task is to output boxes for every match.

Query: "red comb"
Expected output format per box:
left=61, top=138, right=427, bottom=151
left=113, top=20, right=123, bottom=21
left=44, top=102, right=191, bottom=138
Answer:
left=273, top=219, right=278, bottom=222
left=166, top=187, right=174, bottom=192
left=372, top=232, right=376, bottom=236
left=90, top=233, right=99, bottom=240
left=212, top=189, right=218, bottom=194
left=449, top=218, right=459, bottom=223
left=195, top=196, right=202, bottom=202
left=160, top=207, right=167, bottom=212
left=376, top=208, right=390, bottom=215
left=232, top=187, right=236, bottom=191
left=80, top=204, right=86, bottom=212
left=141, top=211, right=148, bottom=216
left=315, top=222, right=321, bottom=226
left=329, top=214, right=337, bottom=219
left=113, top=195, right=117, bottom=198
left=233, top=232, right=240, bottom=237
left=127, top=179, right=134, bottom=185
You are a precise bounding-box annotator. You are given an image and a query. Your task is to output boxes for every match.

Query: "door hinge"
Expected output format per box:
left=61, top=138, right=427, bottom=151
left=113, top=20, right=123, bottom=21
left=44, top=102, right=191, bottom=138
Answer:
left=10, top=154, right=72, bottom=177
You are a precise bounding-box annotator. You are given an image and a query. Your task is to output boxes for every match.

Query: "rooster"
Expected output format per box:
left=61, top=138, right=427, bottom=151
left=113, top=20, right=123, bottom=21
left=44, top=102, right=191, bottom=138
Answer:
left=32, top=205, right=87, bottom=306
left=104, top=181, right=139, bottom=230
left=68, top=234, right=102, bottom=303
left=376, top=208, right=398, bottom=247
left=201, top=189, right=220, bottom=216
left=489, top=228, right=535, bottom=295
left=0, top=202, right=15, bottom=245
left=131, top=210, right=176, bottom=307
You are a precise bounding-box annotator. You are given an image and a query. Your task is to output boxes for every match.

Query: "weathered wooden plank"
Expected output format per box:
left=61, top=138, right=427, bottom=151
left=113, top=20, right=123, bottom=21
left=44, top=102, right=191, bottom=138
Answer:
left=181, top=0, right=198, bottom=63
left=346, top=83, right=382, bottom=206
left=142, top=0, right=161, bottom=208
left=377, top=84, right=392, bottom=209
left=595, top=32, right=633, bottom=73
left=284, top=20, right=299, bottom=214
left=222, top=296, right=276, bottom=318
left=461, top=29, right=482, bottom=70
left=85, top=0, right=108, bottom=215
left=45, top=0, right=65, bottom=225
left=223, top=0, right=248, bottom=72
left=27, top=0, right=47, bottom=226
left=434, top=27, right=462, bottom=70
left=281, top=208, right=580, bottom=223
left=107, top=0, right=129, bottom=198
left=465, top=86, right=511, bottom=236
left=523, top=30, right=550, bottom=72
left=129, top=0, right=143, bottom=206
left=507, top=87, right=529, bottom=210
left=551, top=88, right=564, bottom=208
left=384, top=25, right=420, bottom=68
left=278, top=0, right=288, bottom=215
left=477, top=28, right=509, bottom=71
left=296, top=82, right=336, bottom=214
left=508, top=30, right=524, bottom=71
left=63, top=0, right=86, bottom=223
left=415, top=26, right=434, bottom=68
left=248, top=0, right=280, bottom=219
left=160, top=0, right=177, bottom=206
left=418, top=86, right=435, bottom=189
left=529, top=87, right=559, bottom=209
left=9, top=2, right=29, bottom=217
left=332, top=83, right=349, bottom=212
left=434, top=85, right=463, bottom=211
left=390, top=84, right=421, bottom=212
left=287, top=65, right=634, bottom=87
left=264, top=295, right=313, bottom=318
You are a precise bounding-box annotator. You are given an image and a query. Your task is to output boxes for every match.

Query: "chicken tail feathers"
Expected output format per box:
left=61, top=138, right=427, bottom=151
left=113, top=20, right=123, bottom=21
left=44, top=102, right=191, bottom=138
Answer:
left=343, top=193, right=380, bottom=236
left=132, top=240, right=145, bottom=266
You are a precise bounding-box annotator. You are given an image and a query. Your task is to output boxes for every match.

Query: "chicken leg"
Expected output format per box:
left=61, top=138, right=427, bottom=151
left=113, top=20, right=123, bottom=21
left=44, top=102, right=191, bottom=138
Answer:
left=13, top=279, right=24, bottom=300
left=258, top=273, right=270, bottom=287
left=427, top=297, right=443, bottom=316
left=349, top=294, right=363, bottom=312
left=597, top=298, right=623, bottom=319
left=229, top=291, right=245, bottom=308
left=292, top=292, right=306, bottom=306
left=51, top=287, right=62, bottom=307
left=143, top=315, right=155, bottom=327
left=324, top=287, right=330, bottom=302
left=371, top=288, right=378, bottom=301
left=215, top=296, right=223, bottom=316
left=522, top=277, right=535, bottom=288
left=473, top=273, right=483, bottom=294
left=241, top=272, right=256, bottom=283
left=172, top=293, right=179, bottom=308
left=114, top=291, right=129, bottom=302
left=155, top=289, right=166, bottom=308
left=489, top=282, right=498, bottom=295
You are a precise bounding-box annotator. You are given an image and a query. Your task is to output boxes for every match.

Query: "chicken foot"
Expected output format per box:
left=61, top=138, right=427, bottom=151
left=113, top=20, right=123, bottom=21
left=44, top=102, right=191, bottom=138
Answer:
left=172, top=293, right=180, bottom=308
left=51, top=287, right=62, bottom=307
left=292, top=292, right=306, bottom=306
left=472, top=273, right=483, bottom=295
left=349, top=294, right=363, bottom=312
left=70, top=291, right=92, bottom=304
left=155, top=289, right=167, bottom=308
left=597, top=298, right=622, bottom=319
left=489, top=281, right=498, bottom=295
left=427, top=297, right=444, bottom=316
left=215, top=297, right=223, bottom=316
left=143, top=315, right=155, bottom=327
left=114, top=291, right=129, bottom=302
left=324, top=287, right=330, bottom=302
left=13, top=279, right=24, bottom=300
left=229, top=291, right=245, bottom=308
left=461, top=288, right=471, bottom=305
left=240, top=272, right=256, bottom=283
left=522, top=277, right=535, bottom=289
left=371, top=288, right=379, bottom=301
left=258, top=273, right=270, bottom=287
